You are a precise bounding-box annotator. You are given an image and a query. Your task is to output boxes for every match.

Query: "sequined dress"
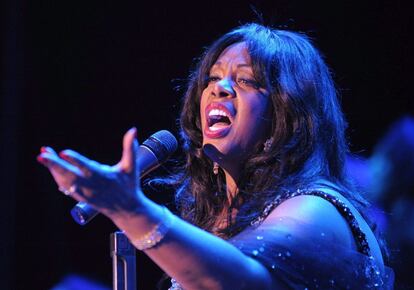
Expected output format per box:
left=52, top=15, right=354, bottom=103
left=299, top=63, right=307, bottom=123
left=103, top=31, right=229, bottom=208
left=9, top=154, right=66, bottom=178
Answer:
left=169, top=189, right=394, bottom=289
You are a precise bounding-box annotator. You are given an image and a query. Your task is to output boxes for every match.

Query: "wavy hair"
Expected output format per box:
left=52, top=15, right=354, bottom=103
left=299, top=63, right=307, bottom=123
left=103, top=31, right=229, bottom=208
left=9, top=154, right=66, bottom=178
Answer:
left=167, top=23, right=369, bottom=238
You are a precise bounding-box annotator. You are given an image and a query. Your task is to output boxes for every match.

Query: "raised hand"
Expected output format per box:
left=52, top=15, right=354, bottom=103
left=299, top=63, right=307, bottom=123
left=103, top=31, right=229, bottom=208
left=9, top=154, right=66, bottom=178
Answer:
left=37, top=128, right=144, bottom=219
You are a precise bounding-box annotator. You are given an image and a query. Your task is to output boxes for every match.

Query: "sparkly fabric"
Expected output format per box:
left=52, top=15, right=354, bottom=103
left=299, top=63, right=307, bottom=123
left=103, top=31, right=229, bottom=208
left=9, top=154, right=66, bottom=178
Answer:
left=231, top=188, right=394, bottom=289
left=169, top=278, right=182, bottom=290
left=250, top=189, right=371, bottom=255
left=169, top=188, right=394, bottom=289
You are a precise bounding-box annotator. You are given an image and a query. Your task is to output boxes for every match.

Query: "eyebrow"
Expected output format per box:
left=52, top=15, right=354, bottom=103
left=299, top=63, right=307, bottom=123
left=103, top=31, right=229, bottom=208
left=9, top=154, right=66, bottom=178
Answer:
left=212, top=61, right=252, bottom=69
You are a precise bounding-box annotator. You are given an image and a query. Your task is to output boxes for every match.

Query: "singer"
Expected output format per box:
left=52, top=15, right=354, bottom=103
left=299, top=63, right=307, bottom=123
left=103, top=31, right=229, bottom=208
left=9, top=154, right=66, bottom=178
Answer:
left=37, top=23, right=394, bottom=289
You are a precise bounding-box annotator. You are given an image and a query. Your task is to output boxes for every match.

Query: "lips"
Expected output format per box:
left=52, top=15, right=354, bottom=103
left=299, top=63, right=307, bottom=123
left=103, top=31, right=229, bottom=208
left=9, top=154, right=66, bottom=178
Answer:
left=204, top=103, right=235, bottom=138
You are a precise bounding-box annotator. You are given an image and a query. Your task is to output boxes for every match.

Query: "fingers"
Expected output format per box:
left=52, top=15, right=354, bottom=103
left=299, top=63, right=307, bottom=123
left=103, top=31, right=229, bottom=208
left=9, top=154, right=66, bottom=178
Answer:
left=120, top=127, right=139, bottom=173
left=37, top=128, right=144, bottom=213
left=41, top=146, right=57, bottom=155
left=37, top=150, right=84, bottom=192
left=59, top=149, right=98, bottom=177
left=38, top=151, right=83, bottom=176
left=37, top=148, right=93, bottom=202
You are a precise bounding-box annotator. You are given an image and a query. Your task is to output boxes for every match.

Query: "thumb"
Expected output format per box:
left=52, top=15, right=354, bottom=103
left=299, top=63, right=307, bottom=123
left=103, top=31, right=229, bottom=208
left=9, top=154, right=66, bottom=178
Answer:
left=120, top=127, right=139, bottom=174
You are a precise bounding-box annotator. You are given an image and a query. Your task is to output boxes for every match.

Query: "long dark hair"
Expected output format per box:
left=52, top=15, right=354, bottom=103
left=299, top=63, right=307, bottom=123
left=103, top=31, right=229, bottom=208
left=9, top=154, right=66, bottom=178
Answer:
left=163, top=23, right=369, bottom=238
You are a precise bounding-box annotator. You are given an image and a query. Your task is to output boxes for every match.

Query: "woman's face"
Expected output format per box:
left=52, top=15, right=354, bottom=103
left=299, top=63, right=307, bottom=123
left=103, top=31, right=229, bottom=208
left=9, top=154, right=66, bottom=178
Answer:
left=200, top=42, right=271, bottom=174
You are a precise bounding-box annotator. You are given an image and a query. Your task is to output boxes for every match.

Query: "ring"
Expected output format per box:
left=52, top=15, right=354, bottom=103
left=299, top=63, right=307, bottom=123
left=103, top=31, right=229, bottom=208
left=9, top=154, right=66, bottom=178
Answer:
left=58, top=184, right=77, bottom=196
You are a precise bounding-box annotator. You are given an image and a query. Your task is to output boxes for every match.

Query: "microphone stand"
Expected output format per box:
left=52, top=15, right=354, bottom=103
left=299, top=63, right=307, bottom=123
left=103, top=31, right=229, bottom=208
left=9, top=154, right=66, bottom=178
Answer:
left=110, top=231, right=137, bottom=290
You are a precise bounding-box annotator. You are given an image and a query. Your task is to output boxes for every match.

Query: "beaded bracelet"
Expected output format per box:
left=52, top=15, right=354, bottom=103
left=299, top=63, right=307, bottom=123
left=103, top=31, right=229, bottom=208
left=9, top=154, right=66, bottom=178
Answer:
left=132, top=206, right=174, bottom=251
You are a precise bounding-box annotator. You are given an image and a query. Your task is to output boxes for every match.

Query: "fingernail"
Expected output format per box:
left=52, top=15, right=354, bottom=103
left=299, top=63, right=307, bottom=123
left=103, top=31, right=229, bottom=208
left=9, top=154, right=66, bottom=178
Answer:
left=37, top=155, right=47, bottom=164
left=59, top=152, right=70, bottom=160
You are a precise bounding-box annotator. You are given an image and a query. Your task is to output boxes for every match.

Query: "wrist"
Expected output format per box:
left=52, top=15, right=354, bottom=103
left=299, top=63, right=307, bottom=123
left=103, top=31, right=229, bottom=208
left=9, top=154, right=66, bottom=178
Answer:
left=110, top=197, right=169, bottom=241
left=131, top=206, right=174, bottom=250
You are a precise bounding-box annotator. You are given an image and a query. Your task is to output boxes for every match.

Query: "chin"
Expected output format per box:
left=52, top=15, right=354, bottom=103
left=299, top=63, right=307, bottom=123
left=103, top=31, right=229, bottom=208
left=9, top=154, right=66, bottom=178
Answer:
left=203, top=141, right=240, bottom=163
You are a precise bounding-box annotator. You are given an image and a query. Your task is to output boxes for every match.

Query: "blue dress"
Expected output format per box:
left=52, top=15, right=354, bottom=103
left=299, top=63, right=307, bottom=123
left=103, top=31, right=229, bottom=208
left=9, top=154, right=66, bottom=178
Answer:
left=170, top=189, right=394, bottom=289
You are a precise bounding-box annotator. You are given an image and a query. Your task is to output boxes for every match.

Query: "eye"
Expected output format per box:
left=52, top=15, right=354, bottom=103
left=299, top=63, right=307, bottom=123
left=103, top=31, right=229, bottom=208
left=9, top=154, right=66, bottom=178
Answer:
left=207, top=75, right=221, bottom=84
left=237, top=78, right=260, bottom=89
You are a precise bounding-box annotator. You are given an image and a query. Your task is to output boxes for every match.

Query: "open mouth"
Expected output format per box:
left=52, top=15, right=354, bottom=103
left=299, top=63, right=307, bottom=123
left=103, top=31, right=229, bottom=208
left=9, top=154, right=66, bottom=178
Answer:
left=207, top=108, right=232, bottom=131
left=204, top=103, right=234, bottom=138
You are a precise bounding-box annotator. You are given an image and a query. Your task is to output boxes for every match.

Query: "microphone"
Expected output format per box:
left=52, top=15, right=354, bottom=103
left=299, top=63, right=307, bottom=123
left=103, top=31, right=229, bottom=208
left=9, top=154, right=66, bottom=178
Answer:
left=70, top=130, right=178, bottom=225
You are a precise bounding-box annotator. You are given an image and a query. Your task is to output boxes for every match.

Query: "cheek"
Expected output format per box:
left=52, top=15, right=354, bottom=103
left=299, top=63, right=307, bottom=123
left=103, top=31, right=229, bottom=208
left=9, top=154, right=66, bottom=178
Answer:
left=199, top=90, right=209, bottom=128
left=248, top=100, right=272, bottom=135
left=248, top=98, right=270, bottom=121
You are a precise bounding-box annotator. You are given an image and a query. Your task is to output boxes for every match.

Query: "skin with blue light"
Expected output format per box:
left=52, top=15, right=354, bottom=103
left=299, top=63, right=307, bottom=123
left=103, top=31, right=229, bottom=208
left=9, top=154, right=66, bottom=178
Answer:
left=37, top=42, right=384, bottom=289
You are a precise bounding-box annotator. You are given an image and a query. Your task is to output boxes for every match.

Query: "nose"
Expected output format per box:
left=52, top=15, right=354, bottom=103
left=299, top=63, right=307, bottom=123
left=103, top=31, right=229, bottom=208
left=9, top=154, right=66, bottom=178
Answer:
left=212, top=78, right=235, bottom=98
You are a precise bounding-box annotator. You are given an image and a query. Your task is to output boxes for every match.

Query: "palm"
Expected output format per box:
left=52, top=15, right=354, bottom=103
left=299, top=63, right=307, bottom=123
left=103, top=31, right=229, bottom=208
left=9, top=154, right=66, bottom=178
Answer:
left=37, top=128, right=142, bottom=218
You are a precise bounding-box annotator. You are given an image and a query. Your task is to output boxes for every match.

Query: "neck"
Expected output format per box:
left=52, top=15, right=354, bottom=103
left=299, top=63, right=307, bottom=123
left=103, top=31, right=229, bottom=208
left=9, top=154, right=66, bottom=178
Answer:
left=224, top=169, right=239, bottom=205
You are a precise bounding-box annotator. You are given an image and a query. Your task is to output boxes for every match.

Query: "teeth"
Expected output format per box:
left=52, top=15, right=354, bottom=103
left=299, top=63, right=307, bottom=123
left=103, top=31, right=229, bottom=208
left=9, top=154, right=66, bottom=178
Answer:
left=208, top=109, right=228, bottom=117
left=209, top=125, right=222, bottom=131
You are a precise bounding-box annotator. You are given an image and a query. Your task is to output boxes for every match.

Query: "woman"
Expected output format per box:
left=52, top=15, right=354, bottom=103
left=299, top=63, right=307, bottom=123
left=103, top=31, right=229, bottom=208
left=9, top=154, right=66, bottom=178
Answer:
left=37, top=23, right=393, bottom=289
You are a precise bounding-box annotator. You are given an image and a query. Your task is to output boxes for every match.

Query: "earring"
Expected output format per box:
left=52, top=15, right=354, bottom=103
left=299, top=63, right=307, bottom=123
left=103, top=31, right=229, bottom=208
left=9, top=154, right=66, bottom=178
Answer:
left=263, top=137, right=274, bottom=153
left=213, top=162, right=219, bottom=175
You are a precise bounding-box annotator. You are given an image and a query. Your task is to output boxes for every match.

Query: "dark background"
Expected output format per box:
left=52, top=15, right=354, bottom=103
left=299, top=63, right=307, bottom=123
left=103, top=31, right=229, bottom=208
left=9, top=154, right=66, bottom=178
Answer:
left=1, top=1, right=412, bottom=289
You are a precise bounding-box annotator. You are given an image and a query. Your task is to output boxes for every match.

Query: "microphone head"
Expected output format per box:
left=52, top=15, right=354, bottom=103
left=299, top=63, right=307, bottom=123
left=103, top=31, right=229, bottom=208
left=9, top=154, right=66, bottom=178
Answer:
left=142, top=130, right=178, bottom=162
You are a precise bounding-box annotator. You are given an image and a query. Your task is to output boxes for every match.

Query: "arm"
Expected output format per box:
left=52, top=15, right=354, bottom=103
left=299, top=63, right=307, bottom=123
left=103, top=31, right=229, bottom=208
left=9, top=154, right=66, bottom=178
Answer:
left=37, top=128, right=277, bottom=290
left=114, top=198, right=276, bottom=290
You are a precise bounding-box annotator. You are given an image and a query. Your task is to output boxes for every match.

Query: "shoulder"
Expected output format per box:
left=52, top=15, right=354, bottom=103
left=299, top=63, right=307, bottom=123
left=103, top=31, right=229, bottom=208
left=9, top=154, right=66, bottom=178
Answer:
left=261, top=192, right=358, bottom=250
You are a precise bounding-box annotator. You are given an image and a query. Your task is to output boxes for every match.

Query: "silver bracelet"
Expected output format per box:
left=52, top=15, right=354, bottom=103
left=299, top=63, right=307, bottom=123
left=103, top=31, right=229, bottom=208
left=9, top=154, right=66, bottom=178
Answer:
left=132, top=206, right=174, bottom=251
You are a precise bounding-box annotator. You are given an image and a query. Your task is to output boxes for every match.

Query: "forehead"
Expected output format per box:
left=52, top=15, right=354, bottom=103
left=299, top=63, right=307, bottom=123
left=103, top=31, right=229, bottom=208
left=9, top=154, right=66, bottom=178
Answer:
left=212, top=42, right=251, bottom=68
